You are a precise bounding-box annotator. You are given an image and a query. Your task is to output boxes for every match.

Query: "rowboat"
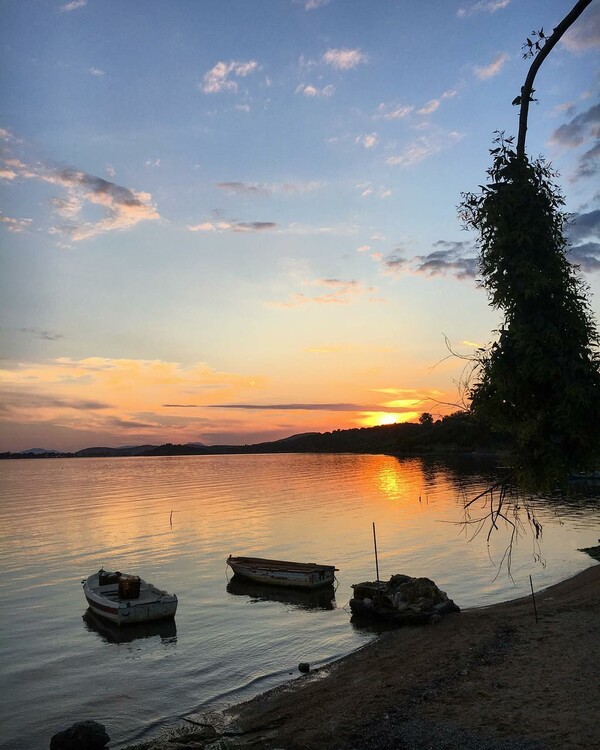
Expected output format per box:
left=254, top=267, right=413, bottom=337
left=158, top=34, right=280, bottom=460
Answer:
left=82, top=569, right=177, bottom=626
left=227, top=555, right=337, bottom=589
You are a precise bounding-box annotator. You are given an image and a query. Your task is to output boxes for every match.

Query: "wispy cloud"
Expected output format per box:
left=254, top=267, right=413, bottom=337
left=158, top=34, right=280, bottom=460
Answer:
left=412, top=90, right=458, bottom=118
left=44, top=168, right=159, bottom=242
left=60, top=0, right=86, bottom=11
left=562, top=3, right=600, bottom=52
left=216, top=180, right=321, bottom=196
left=268, top=277, right=378, bottom=308
left=188, top=219, right=276, bottom=233
left=567, top=210, right=600, bottom=272
left=473, top=52, right=509, bottom=80
left=573, top=142, right=600, bottom=181
left=322, top=48, right=368, bottom=70
left=88, top=67, right=105, bottom=77
left=383, top=240, right=478, bottom=281
left=457, top=0, right=510, bottom=18
left=0, top=357, right=266, bottom=442
left=375, top=103, right=414, bottom=121
left=301, top=0, right=331, bottom=9
left=180, top=402, right=366, bottom=411
left=19, top=327, right=64, bottom=341
left=201, top=60, right=259, bottom=94
left=386, top=131, right=463, bottom=167
left=550, top=103, right=600, bottom=148
left=356, top=133, right=378, bottom=149
left=0, top=214, right=32, bottom=233
left=550, top=103, right=600, bottom=181
left=1, top=153, right=159, bottom=243
left=295, top=83, right=335, bottom=97
left=355, top=183, right=392, bottom=199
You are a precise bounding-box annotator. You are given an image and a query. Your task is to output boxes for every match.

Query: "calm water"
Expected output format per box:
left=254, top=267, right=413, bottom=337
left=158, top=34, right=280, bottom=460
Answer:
left=1, top=454, right=598, bottom=749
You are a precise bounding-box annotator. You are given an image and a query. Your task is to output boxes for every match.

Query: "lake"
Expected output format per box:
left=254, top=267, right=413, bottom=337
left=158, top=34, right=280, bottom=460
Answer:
left=1, top=453, right=598, bottom=749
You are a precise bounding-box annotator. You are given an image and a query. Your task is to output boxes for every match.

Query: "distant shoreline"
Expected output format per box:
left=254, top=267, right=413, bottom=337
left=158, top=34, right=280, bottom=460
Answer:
left=1, top=411, right=508, bottom=461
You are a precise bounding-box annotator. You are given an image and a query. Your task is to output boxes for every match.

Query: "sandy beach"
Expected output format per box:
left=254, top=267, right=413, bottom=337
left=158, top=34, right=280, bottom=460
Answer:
left=129, top=559, right=600, bottom=750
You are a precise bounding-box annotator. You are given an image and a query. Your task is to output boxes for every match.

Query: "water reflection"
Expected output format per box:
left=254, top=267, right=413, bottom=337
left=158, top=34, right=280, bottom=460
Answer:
left=82, top=610, right=177, bottom=644
left=226, top=577, right=336, bottom=611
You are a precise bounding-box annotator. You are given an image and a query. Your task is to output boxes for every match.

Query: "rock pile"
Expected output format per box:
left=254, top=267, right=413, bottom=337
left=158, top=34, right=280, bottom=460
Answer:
left=49, top=720, right=109, bottom=750
left=349, top=573, right=460, bottom=626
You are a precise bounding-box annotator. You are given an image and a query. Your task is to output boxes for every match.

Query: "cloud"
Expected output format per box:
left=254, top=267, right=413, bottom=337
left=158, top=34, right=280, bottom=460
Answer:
left=176, top=402, right=366, bottom=411
left=0, top=214, right=32, bottom=232
left=417, top=99, right=440, bottom=116
left=187, top=218, right=276, bottom=233
left=300, top=0, right=331, bottom=9
left=386, top=131, right=463, bottom=167
left=383, top=240, right=478, bottom=281
left=19, top=327, right=64, bottom=341
left=217, top=181, right=271, bottom=196
left=550, top=103, right=600, bottom=148
left=60, top=0, right=86, bottom=11
left=42, top=168, right=160, bottom=241
left=375, top=103, right=414, bottom=120
left=568, top=210, right=600, bottom=243
left=201, top=60, right=259, bottom=94
left=322, top=48, right=368, bottom=70
left=216, top=180, right=321, bottom=196
left=473, top=52, right=509, bottom=80
left=89, top=67, right=105, bottom=76
left=356, top=182, right=391, bottom=199
left=568, top=242, right=600, bottom=272
left=268, top=277, right=378, bottom=308
left=457, top=0, right=510, bottom=18
left=356, top=133, right=378, bottom=149
left=2, top=154, right=159, bottom=242
left=0, top=390, right=109, bottom=412
left=0, top=357, right=266, bottom=441
left=565, top=210, right=600, bottom=272
left=295, top=83, right=335, bottom=97
left=562, top=3, right=600, bottom=52
left=573, top=142, right=600, bottom=180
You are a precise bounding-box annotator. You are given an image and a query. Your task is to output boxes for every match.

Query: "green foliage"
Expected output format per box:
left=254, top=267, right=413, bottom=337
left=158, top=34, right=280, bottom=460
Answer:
left=460, top=133, right=600, bottom=489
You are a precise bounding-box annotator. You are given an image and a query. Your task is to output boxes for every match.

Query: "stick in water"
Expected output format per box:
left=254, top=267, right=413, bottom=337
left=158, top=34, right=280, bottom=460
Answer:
left=529, top=574, right=539, bottom=624
left=372, top=522, right=380, bottom=584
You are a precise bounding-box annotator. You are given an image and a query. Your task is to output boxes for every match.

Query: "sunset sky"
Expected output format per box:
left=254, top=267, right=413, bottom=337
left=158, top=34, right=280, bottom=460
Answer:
left=1, top=0, right=599, bottom=452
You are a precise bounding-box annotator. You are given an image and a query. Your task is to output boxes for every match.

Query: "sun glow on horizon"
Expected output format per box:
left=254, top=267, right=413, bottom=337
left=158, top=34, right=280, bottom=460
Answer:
left=359, top=411, right=419, bottom=428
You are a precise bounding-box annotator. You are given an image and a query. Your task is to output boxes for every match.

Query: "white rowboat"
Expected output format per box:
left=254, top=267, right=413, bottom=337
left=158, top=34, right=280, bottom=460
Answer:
left=227, top=555, right=337, bottom=589
left=82, top=569, right=177, bottom=626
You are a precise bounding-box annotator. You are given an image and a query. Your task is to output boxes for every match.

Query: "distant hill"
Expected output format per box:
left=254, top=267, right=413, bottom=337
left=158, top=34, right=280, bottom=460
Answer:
left=1, top=412, right=507, bottom=460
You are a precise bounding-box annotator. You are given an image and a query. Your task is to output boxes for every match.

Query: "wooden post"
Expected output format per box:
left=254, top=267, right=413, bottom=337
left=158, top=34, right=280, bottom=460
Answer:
left=372, top=522, right=380, bottom=586
left=529, top=574, right=539, bottom=624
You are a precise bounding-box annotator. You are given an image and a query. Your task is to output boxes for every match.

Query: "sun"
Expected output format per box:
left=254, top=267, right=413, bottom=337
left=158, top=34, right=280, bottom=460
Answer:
left=378, top=413, right=399, bottom=426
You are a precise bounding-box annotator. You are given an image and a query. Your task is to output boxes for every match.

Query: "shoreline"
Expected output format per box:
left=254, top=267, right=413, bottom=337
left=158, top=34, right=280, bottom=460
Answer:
left=127, top=560, right=600, bottom=750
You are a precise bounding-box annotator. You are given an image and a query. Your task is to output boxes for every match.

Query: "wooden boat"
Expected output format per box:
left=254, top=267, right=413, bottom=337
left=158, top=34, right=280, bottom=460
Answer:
left=227, top=555, right=337, bottom=589
left=82, top=569, right=177, bottom=626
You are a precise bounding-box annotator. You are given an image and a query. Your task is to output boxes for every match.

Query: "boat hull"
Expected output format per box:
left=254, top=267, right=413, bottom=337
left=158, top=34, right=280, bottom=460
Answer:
left=83, top=571, right=177, bottom=626
left=227, top=556, right=336, bottom=590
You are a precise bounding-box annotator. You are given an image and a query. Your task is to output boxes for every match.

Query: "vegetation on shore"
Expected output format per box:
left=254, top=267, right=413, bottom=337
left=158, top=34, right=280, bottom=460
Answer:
left=1, top=410, right=508, bottom=460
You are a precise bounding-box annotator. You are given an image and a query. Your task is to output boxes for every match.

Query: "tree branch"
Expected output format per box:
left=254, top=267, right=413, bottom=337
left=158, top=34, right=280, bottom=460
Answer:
left=517, top=0, right=593, bottom=160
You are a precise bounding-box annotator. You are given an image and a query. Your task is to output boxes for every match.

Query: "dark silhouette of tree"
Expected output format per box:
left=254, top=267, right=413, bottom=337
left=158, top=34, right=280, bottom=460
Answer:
left=460, top=0, right=600, bottom=491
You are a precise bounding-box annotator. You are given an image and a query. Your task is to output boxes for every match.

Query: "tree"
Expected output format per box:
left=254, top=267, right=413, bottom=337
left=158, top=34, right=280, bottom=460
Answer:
left=460, top=0, right=600, bottom=491
left=419, top=412, right=434, bottom=426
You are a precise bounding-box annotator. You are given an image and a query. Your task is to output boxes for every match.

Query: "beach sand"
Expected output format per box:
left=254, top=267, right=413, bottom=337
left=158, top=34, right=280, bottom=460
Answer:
left=130, top=562, right=600, bottom=749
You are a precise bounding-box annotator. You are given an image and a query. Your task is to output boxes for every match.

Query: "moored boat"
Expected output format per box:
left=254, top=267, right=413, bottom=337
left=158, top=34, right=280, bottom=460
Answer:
left=82, top=569, right=177, bottom=626
left=227, top=555, right=337, bottom=589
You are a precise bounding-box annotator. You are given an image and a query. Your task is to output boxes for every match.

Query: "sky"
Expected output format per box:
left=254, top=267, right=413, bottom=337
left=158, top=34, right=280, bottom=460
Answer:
left=1, top=0, right=599, bottom=452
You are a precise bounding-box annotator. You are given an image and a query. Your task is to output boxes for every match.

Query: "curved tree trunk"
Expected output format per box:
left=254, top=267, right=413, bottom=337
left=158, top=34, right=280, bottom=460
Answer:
left=517, top=0, right=593, bottom=160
